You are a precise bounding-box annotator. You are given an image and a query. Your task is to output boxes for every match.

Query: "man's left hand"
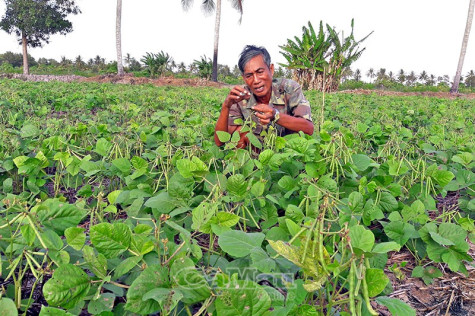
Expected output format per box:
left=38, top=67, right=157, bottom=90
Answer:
left=251, top=104, right=275, bottom=125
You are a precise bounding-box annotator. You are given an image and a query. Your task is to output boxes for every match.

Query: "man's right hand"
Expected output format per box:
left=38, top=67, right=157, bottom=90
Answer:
left=223, top=85, right=251, bottom=109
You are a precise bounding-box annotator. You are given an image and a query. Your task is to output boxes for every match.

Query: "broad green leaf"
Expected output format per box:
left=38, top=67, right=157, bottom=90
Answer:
left=82, top=246, right=107, bottom=279
left=21, top=224, right=35, bottom=246
left=226, top=174, right=248, bottom=198
left=259, top=149, right=274, bottom=165
left=278, top=175, right=296, bottom=191
left=170, top=257, right=211, bottom=304
left=429, top=231, right=455, bottom=246
left=431, top=169, right=454, bottom=187
left=112, top=158, right=131, bottom=175
left=372, top=242, right=401, bottom=253
left=384, top=221, right=416, bottom=246
left=216, top=131, right=231, bottom=142
left=36, top=199, right=87, bottom=235
left=145, top=192, right=176, bottom=214
left=113, top=255, right=143, bottom=279
left=125, top=265, right=170, bottom=314
left=87, top=293, right=115, bottom=314
left=348, top=192, right=364, bottom=212
left=375, top=297, right=415, bottom=316
left=250, top=247, right=276, bottom=273
left=142, top=288, right=182, bottom=314
left=90, top=223, right=131, bottom=259
left=20, top=124, right=40, bottom=138
left=251, top=180, right=266, bottom=197
left=39, top=306, right=75, bottom=315
left=215, top=279, right=271, bottom=316
left=317, top=174, right=337, bottom=192
left=107, top=190, right=122, bottom=204
left=94, top=138, right=112, bottom=157
left=0, top=297, right=17, bottom=316
left=64, top=227, right=86, bottom=251
left=349, top=225, right=374, bottom=253
left=378, top=192, right=398, bottom=212
left=365, top=268, right=389, bottom=297
left=43, top=264, right=91, bottom=309
left=3, top=178, right=13, bottom=193
left=218, top=230, right=265, bottom=257
left=352, top=154, right=371, bottom=171
left=191, top=202, right=217, bottom=233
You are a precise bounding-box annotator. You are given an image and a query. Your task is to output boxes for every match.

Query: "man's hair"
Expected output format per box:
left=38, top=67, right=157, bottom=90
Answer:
left=238, top=45, right=271, bottom=73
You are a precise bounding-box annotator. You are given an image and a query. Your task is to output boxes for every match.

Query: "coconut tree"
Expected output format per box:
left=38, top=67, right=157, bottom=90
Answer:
left=451, top=0, right=474, bottom=93
left=116, top=0, right=124, bottom=76
left=181, top=0, right=243, bottom=82
left=366, top=68, right=375, bottom=83
left=397, top=69, right=405, bottom=84
left=354, top=68, right=362, bottom=81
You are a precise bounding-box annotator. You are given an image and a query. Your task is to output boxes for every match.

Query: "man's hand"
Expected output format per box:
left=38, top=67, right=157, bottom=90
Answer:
left=223, top=86, right=251, bottom=109
left=252, top=103, right=275, bottom=125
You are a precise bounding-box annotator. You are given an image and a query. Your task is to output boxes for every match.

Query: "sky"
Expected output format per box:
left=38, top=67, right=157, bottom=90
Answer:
left=0, top=0, right=474, bottom=79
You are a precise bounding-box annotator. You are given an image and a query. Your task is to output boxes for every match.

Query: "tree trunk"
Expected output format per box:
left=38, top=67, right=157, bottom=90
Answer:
left=451, top=0, right=474, bottom=93
left=22, top=32, right=29, bottom=75
left=116, top=0, right=124, bottom=76
left=212, top=0, right=222, bottom=82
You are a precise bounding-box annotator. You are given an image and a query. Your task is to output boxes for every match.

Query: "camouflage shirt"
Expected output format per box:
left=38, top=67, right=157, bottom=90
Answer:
left=228, top=78, right=313, bottom=137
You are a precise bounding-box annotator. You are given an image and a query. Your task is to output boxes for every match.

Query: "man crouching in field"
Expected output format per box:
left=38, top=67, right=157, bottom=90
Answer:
left=214, top=45, right=314, bottom=149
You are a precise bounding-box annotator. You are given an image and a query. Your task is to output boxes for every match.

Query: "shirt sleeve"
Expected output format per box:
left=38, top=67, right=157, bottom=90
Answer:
left=287, top=81, right=313, bottom=122
left=228, top=103, right=244, bottom=126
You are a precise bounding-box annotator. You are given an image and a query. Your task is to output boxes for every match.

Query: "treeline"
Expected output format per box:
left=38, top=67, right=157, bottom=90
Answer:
left=0, top=51, right=292, bottom=84
left=340, top=67, right=475, bottom=91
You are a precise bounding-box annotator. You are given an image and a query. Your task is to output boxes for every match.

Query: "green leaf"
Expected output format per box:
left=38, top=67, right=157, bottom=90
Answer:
left=112, top=158, right=131, bottom=175
left=429, top=231, right=455, bottom=246
left=20, top=124, right=40, bottom=138
left=94, top=138, right=112, bottom=157
left=431, top=169, right=454, bottom=187
left=375, top=297, right=415, bottom=316
left=378, top=192, right=398, bottom=212
left=251, top=180, right=266, bottom=197
left=348, top=192, right=364, bottom=212
left=227, top=174, right=248, bottom=198
left=90, top=223, right=131, bottom=259
left=43, top=264, right=91, bottom=310
left=258, top=149, right=274, bottom=165
left=384, top=221, right=416, bottom=246
left=350, top=225, right=374, bottom=253
left=87, top=293, right=115, bottom=314
left=82, top=246, right=107, bottom=279
left=36, top=199, right=87, bottom=235
left=365, top=268, right=389, bottom=297
left=0, top=297, right=17, bottom=316
left=125, top=265, right=170, bottom=314
left=21, top=224, right=35, bottom=246
left=113, top=255, right=143, bottom=279
left=64, top=227, right=86, bottom=251
left=39, top=306, right=75, bottom=315
left=216, top=131, right=231, bottom=142
left=352, top=154, right=371, bottom=171
left=250, top=247, right=276, bottom=273
left=372, top=242, right=401, bottom=253
left=145, top=192, right=176, bottom=214
left=170, top=257, right=211, bottom=304
left=218, top=230, right=265, bottom=257
left=317, top=174, right=337, bottom=192
left=215, top=280, right=271, bottom=316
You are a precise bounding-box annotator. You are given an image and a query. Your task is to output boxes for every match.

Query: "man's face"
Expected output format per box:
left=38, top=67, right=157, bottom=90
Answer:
left=242, top=55, right=274, bottom=99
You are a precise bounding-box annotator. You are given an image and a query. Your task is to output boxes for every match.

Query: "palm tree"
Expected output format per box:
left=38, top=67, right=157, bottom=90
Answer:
left=406, top=71, right=417, bottom=86
left=465, top=69, right=475, bottom=88
left=419, top=70, right=428, bottom=84
left=116, top=0, right=124, bottom=76
left=366, top=68, right=375, bottom=83
left=451, top=0, right=474, bottom=93
left=388, top=71, right=394, bottom=82
left=181, top=0, right=243, bottom=82
left=376, top=68, right=387, bottom=81
left=354, top=68, right=362, bottom=81
left=397, top=69, right=405, bottom=84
